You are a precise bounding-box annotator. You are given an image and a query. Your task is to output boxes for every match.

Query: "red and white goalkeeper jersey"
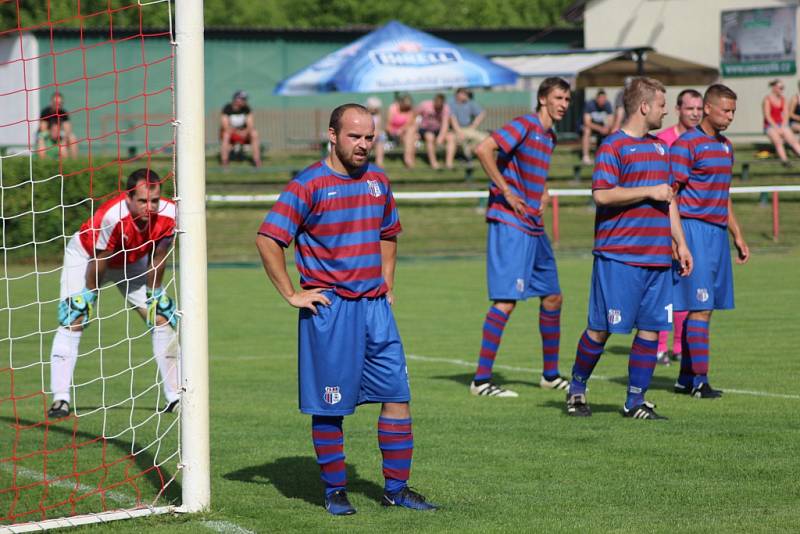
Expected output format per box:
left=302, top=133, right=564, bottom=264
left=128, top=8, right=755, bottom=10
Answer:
left=77, top=193, right=176, bottom=267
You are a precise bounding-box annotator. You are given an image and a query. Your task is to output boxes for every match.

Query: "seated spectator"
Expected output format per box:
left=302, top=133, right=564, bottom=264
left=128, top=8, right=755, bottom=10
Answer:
left=789, top=81, right=800, bottom=134
left=386, top=93, right=416, bottom=168
left=415, top=93, right=450, bottom=170
left=763, top=79, right=800, bottom=167
left=365, top=96, right=385, bottom=167
left=446, top=88, right=487, bottom=169
left=220, top=90, right=262, bottom=168
left=580, top=89, right=613, bottom=165
left=610, top=77, right=634, bottom=133
left=38, top=92, right=78, bottom=159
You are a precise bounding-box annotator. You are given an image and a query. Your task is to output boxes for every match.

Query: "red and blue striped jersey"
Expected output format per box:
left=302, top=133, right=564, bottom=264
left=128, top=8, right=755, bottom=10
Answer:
left=592, top=130, right=672, bottom=267
left=670, top=127, right=733, bottom=228
left=488, top=114, right=555, bottom=235
left=258, top=161, right=402, bottom=299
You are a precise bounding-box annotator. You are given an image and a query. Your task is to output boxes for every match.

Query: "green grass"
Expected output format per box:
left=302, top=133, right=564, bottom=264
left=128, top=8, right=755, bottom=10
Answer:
left=2, top=246, right=799, bottom=532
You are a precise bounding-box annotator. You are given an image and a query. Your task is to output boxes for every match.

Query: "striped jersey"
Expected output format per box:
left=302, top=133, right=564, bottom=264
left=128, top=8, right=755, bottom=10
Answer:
left=78, top=194, right=176, bottom=268
left=592, top=130, right=672, bottom=267
left=258, top=160, right=402, bottom=299
left=488, top=114, right=555, bottom=235
left=670, top=126, right=733, bottom=228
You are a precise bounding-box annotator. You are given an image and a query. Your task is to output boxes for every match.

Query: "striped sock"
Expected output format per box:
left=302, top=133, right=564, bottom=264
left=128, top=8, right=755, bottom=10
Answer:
left=626, top=336, right=658, bottom=409
left=378, top=416, right=413, bottom=495
left=672, top=311, right=688, bottom=355
left=569, top=330, right=606, bottom=395
left=684, top=319, right=710, bottom=388
left=474, top=306, right=510, bottom=382
left=311, top=415, right=346, bottom=496
left=539, top=306, right=561, bottom=379
left=677, top=319, right=694, bottom=388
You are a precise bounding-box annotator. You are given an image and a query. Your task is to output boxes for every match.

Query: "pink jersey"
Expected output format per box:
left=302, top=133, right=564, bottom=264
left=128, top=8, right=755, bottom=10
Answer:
left=78, top=194, right=176, bottom=268
left=656, top=125, right=681, bottom=148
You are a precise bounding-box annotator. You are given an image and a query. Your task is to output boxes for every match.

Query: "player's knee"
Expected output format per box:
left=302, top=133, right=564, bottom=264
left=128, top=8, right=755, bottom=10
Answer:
left=493, top=300, right=516, bottom=315
left=586, top=328, right=609, bottom=344
left=154, top=315, right=170, bottom=327
left=689, top=310, right=712, bottom=321
left=636, top=329, right=659, bottom=342
left=541, top=293, right=562, bottom=310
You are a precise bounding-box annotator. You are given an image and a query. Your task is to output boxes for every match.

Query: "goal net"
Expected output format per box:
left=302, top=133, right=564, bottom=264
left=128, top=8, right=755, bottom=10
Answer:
left=0, top=1, right=202, bottom=529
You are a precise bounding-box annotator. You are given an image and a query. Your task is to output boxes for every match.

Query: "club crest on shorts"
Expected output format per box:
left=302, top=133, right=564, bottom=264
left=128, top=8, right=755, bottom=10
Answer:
left=323, top=386, right=342, bottom=405
left=516, top=278, right=525, bottom=292
left=367, top=179, right=382, bottom=198
left=607, top=308, right=622, bottom=325
left=654, top=143, right=665, bottom=156
left=696, top=288, right=709, bottom=303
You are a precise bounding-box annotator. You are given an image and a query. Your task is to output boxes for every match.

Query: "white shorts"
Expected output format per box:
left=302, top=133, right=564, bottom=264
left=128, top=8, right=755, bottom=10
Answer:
left=60, top=233, right=149, bottom=309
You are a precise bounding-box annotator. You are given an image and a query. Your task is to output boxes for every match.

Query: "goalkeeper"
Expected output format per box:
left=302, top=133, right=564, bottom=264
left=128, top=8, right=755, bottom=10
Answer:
left=47, top=168, right=180, bottom=419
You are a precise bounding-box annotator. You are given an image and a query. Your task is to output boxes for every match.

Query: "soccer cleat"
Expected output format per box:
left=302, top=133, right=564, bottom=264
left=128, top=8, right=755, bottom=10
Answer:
left=164, top=399, right=180, bottom=413
left=382, top=486, right=438, bottom=511
left=657, top=351, right=671, bottom=366
left=324, top=489, right=356, bottom=516
left=673, top=381, right=691, bottom=395
left=48, top=400, right=70, bottom=419
left=540, top=375, right=570, bottom=390
left=566, top=393, right=591, bottom=417
left=469, top=381, right=518, bottom=397
left=622, top=401, right=668, bottom=420
left=691, top=382, right=723, bottom=399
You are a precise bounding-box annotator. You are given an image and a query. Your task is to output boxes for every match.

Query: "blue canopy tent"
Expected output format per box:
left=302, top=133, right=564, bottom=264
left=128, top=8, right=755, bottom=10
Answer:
left=274, top=20, right=518, bottom=95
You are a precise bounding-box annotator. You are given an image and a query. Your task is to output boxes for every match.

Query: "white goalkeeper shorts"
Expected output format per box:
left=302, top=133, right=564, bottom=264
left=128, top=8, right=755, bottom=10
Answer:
left=60, top=232, right=149, bottom=309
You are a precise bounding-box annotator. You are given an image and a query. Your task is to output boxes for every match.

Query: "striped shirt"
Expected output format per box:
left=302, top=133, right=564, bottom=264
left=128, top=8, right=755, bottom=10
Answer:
left=488, top=114, right=555, bottom=235
left=592, top=130, right=672, bottom=267
left=670, top=127, right=733, bottom=228
left=258, top=160, right=401, bottom=299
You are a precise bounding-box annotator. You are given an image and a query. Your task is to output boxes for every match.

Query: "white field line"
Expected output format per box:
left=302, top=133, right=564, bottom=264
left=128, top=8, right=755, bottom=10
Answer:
left=3, top=465, right=137, bottom=506
left=201, top=520, right=257, bottom=534
left=406, top=353, right=800, bottom=400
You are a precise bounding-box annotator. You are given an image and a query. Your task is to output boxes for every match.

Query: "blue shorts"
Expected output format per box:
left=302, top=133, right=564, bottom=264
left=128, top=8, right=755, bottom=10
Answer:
left=588, top=256, right=672, bottom=334
left=673, top=218, right=734, bottom=311
left=298, top=292, right=410, bottom=416
left=486, top=222, right=560, bottom=301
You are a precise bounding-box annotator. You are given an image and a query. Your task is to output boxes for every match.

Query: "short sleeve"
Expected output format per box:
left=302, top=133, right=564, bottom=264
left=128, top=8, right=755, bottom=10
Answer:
left=257, top=181, right=312, bottom=247
left=471, top=101, right=483, bottom=115
left=669, top=138, right=694, bottom=186
left=592, top=141, right=621, bottom=190
left=490, top=116, right=529, bottom=155
left=380, top=183, right=402, bottom=239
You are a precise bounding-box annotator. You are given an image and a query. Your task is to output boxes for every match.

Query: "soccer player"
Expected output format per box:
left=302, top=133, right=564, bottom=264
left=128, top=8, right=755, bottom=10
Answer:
left=670, top=84, right=749, bottom=398
left=565, top=77, right=693, bottom=419
left=655, top=89, right=703, bottom=365
left=48, top=168, right=180, bottom=419
left=469, top=77, right=572, bottom=398
left=255, top=104, right=436, bottom=515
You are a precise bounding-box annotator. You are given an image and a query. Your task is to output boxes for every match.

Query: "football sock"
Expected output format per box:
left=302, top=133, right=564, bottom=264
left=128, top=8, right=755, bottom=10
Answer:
left=50, top=327, right=82, bottom=403
left=152, top=325, right=180, bottom=403
left=684, top=319, right=710, bottom=388
left=657, top=330, right=669, bottom=354
left=539, top=306, right=561, bottom=378
left=473, top=305, right=510, bottom=383
left=569, top=330, right=606, bottom=395
left=626, top=335, right=658, bottom=409
left=378, top=416, right=413, bottom=494
left=672, top=310, right=688, bottom=355
left=311, top=415, right=346, bottom=496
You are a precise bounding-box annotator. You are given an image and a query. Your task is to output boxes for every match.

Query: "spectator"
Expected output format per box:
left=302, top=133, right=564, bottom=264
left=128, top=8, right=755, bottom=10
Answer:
left=446, top=88, right=487, bottom=169
left=220, top=90, right=262, bottom=168
left=365, top=96, right=386, bottom=167
left=38, top=92, right=78, bottom=159
left=580, top=89, right=613, bottom=165
left=415, top=93, right=451, bottom=170
left=386, top=93, right=417, bottom=168
left=762, top=79, right=800, bottom=167
left=610, top=77, right=634, bottom=133
left=788, top=81, right=800, bottom=134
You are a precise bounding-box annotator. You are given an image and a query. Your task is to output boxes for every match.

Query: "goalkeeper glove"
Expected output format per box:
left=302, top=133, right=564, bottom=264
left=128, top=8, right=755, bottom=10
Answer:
left=58, top=288, right=96, bottom=328
left=146, top=287, right=178, bottom=329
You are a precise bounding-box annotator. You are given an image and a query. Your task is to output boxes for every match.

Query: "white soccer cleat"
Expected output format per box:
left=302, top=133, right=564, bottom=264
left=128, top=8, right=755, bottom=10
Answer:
left=539, top=375, right=570, bottom=390
left=469, top=381, right=518, bottom=397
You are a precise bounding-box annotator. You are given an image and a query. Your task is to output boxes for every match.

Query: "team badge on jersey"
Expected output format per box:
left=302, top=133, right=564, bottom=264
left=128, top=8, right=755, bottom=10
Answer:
left=654, top=143, right=665, bottom=156
left=607, top=308, right=622, bottom=325
left=696, top=288, right=709, bottom=303
left=367, top=180, right=382, bottom=198
left=323, top=386, right=342, bottom=405
left=723, top=144, right=730, bottom=154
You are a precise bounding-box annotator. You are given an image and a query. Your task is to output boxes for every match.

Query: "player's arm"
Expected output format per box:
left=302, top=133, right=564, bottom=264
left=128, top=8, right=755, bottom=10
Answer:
left=593, top=184, right=672, bottom=207
left=145, top=236, right=178, bottom=327
left=147, top=236, right=172, bottom=290
left=727, top=198, right=749, bottom=264
left=474, top=135, right=527, bottom=217
left=380, top=236, right=398, bottom=305
left=255, top=234, right=330, bottom=314
left=85, top=249, right=114, bottom=291
left=471, top=109, right=486, bottom=129
left=57, top=248, right=113, bottom=329
left=437, top=109, right=450, bottom=143
left=669, top=201, right=692, bottom=277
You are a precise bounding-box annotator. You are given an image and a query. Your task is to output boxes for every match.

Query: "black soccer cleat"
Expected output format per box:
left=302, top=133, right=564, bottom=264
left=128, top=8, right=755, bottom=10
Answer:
left=673, top=381, right=691, bottom=395
left=47, top=400, right=70, bottom=419
left=164, top=399, right=180, bottom=413
left=382, top=486, right=438, bottom=511
left=324, top=489, right=356, bottom=516
left=691, top=382, right=723, bottom=399
left=622, top=401, right=668, bottom=420
left=566, top=393, right=592, bottom=417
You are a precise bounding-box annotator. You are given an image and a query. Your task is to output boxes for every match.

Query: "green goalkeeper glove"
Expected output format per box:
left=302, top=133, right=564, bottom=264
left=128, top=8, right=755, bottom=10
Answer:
left=58, top=288, right=96, bottom=328
left=146, top=287, right=178, bottom=329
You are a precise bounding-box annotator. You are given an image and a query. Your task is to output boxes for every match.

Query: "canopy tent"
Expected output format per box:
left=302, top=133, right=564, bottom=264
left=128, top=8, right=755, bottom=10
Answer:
left=489, top=47, right=719, bottom=89
left=275, top=20, right=518, bottom=95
